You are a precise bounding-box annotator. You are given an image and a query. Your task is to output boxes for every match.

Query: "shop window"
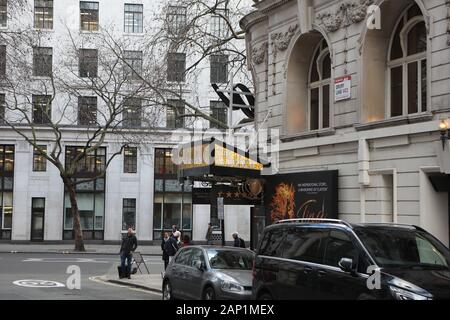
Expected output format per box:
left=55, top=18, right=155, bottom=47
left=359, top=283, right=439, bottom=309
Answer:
left=0, top=145, right=14, bottom=240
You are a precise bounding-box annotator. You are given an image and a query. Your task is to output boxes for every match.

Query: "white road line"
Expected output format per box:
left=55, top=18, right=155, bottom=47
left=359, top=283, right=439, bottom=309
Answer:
left=22, top=258, right=110, bottom=263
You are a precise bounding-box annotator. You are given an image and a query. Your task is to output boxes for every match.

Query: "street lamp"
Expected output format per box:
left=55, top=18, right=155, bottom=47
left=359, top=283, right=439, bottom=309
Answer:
left=440, top=120, right=449, bottom=150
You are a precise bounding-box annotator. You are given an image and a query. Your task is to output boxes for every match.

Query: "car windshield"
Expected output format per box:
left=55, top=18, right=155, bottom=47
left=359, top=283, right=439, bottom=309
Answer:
left=207, top=249, right=254, bottom=270
left=355, top=227, right=450, bottom=269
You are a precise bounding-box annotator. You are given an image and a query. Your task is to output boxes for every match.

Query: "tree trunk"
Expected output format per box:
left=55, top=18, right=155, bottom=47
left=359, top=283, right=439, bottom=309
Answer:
left=64, top=179, right=85, bottom=252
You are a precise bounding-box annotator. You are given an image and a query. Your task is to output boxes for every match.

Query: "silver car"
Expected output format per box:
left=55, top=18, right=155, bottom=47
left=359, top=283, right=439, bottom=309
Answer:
left=162, top=245, right=255, bottom=300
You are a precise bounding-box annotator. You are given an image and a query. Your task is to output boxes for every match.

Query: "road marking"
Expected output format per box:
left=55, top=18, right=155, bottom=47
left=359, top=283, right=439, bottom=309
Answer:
left=89, top=276, right=162, bottom=297
left=22, top=258, right=110, bottom=263
left=13, top=279, right=66, bottom=288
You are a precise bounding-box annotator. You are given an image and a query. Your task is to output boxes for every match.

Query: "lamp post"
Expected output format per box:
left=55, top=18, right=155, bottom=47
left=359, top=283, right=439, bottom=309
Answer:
left=440, top=120, right=449, bottom=150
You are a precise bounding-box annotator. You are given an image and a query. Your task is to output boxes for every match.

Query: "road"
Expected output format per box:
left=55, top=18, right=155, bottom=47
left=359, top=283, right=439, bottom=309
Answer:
left=0, top=253, right=163, bottom=300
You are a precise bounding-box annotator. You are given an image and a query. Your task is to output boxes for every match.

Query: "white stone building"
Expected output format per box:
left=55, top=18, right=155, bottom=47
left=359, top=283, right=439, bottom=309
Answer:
left=0, top=0, right=254, bottom=243
left=241, top=0, right=450, bottom=246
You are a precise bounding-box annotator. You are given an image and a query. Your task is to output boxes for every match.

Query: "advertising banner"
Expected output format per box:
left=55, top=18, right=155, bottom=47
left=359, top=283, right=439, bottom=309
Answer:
left=264, top=171, right=338, bottom=224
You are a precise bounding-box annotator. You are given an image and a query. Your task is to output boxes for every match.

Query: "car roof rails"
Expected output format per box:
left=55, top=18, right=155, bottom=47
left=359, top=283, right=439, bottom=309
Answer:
left=275, top=218, right=353, bottom=229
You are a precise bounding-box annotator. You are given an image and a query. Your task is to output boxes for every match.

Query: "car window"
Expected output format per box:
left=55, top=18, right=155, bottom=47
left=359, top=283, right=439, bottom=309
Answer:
left=207, top=249, right=254, bottom=270
left=323, top=230, right=358, bottom=268
left=258, top=228, right=286, bottom=257
left=190, top=248, right=205, bottom=268
left=281, top=227, right=327, bottom=264
left=355, top=227, right=450, bottom=269
left=175, top=248, right=192, bottom=266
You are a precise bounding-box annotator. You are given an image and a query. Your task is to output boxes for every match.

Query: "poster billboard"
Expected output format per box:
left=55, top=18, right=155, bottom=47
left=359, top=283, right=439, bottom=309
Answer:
left=264, top=171, right=338, bottom=224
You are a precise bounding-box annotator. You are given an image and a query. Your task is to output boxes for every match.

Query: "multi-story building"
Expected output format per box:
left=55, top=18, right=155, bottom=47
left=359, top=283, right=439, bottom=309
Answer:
left=0, top=0, right=254, bottom=243
left=241, top=0, right=450, bottom=246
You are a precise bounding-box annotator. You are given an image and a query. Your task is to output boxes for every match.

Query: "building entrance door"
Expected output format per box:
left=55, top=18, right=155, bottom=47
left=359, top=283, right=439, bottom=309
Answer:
left=31, top=198, right=45, bottom=241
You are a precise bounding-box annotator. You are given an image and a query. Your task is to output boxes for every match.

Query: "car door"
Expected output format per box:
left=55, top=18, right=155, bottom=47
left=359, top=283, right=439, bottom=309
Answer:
left=171, top=248, right=192, bottom=299
left=317, top=228, right=371, bottom=300
left=277, top=226, right=328, bottom=300
left=256, top=228, right=286, bottom=299
left=184, top=248, right=207, bottom=299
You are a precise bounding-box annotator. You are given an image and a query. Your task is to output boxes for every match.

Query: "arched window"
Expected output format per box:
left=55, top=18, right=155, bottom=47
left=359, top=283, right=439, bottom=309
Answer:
left=309, top=39, right=331, bottom=130
left=388, top=4, right=427, bottom=117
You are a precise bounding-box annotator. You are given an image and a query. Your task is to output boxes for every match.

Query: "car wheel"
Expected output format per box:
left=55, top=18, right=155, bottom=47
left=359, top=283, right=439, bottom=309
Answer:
left=258, top=292, right=273, bottom=300
left=163, top=280, right=174, bottom=300
left=204, top=287, right=216, bottom=300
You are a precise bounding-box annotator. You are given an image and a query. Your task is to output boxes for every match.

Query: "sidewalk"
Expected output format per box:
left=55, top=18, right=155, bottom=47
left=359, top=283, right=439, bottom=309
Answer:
left=96, top=274, right=163, bottom=294
left=0, top=243, right=162, bottom=255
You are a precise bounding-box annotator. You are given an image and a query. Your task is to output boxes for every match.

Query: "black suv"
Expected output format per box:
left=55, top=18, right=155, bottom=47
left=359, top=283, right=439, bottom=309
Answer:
left=252, top=219, right=450, bottom=300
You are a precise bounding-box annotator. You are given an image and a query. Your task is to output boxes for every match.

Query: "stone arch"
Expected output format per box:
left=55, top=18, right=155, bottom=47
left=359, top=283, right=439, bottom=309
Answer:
left=284, top=28, right=333, bottom=135
left=359, top=0, right=431, bottom=123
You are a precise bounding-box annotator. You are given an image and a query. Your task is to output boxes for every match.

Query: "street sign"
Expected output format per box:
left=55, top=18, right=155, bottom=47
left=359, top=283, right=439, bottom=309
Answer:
left=334, top=75, right=352, bottom=101
left=217, top=197, right=224, bottom=220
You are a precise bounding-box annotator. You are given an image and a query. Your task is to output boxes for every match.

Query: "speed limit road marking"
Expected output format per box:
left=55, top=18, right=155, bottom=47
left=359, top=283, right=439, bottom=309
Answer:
left=13, top=279, right=66, bottom=288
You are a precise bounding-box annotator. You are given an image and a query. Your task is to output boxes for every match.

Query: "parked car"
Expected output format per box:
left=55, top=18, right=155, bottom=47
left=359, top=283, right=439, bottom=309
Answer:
left=252, top=219, right=450, bottom=300
left=162, top=245, right=255, bottom=300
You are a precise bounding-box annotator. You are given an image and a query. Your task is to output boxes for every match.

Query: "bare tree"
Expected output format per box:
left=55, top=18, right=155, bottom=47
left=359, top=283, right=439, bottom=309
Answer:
left=0, top=6, right=161, bottom=251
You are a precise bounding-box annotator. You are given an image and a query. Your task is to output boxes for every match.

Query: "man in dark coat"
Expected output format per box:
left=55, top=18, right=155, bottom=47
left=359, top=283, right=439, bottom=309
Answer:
left=161, top=232, right=170, bottom=270
left=232, top=232, right=246, bottom=248
left=120, top=228, right=138, bottom=279
left=164, top=231, right=181, bottom=264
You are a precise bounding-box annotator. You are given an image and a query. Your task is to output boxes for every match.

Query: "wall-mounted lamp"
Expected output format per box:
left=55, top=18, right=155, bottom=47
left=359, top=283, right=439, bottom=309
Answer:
left=440, top=120, right=449, bottom=150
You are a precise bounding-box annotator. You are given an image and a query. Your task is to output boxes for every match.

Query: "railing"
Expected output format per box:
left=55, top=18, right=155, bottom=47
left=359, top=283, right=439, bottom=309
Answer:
left=275, top=218, right=353, bottom=229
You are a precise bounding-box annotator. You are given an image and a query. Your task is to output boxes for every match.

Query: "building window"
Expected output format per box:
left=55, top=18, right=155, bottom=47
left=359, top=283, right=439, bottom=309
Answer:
left=210, top=54, right=227, bottom=84
left=388, top=4, right=427, bottom=117
left=32, top=95, right=52, bottom=125
left=0, top=0, right=7, bottom=28
left=167, top=53, right=186, bottom=82
left=80, top=1, right=99, bottom=31
left=0, top=145, right=14, bottom=240
left=124, top=3, right=143, bottom=33
left=167, top=6, right=186, bottom=35
left=123, top=50, right=142, bottom=80
left=153, top=148, right=192, bottom=240
left=33, top=47, right=52, bottom=77
left=308, top=39, right=331, bottom=131
left=63, top=146, right=106, bottom=240
left=0, top=45, right=6, bottom=76
left=210, top=101, right=227, bottom=129
left=79, top=49, right=98, bottom=78
left=34, top=0, right=53, bottom=29
left=123, top=147, right=137, bottom=173
left=122, top=198, right=136, bottom=230
left=78, top=96, right=97, bottom=126
left=33, top=145, right=47, bottom=172
left=122, top=98, right=142, bottom=128
left=210, top=9, right=229, bottom=39
left=65, top=146, right=105, bottom=175
left=166, top=99, right=185, bottom=129
left=0, top=94, right=5, bottom=124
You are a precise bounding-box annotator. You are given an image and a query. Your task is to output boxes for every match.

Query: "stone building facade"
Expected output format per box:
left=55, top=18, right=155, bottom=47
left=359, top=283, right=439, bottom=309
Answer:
left=241, top=0, right=450, bottom=246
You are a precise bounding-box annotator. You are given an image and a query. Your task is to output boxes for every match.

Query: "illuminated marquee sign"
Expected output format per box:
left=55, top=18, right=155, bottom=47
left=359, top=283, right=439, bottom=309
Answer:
left=178, top=140, right=263, bottom=172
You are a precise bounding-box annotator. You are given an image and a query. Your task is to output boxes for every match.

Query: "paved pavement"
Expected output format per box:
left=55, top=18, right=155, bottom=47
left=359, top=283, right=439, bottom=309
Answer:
left=0, top=243, right=162, bottom=255
left=98, top=274, right=163, bottom=293
left=0, top=252, right=163, bottom=300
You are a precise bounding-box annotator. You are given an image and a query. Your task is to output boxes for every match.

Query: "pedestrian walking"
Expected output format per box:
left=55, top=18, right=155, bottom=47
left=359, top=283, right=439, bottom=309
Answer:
left=119, top=228, right=138, bottom=279
left=232, top=232, right=246, bottom=248
left=172, top=224, right=178, bottom=233
left=161, top=232, right=170, bottom=270
left=164, top=230, right=181, bottom=265
left=205, top=222, right=213, bottom=245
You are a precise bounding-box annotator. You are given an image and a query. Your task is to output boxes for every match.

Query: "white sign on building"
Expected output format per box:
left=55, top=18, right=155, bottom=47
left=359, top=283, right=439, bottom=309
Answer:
left=334, top=76, right=352, bottom=101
